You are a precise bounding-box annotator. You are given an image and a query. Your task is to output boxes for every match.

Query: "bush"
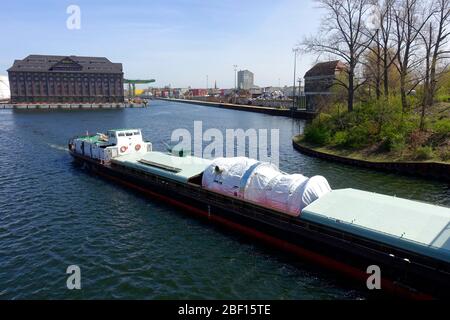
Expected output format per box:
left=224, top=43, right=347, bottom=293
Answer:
left=380, top=117, right=417, bottom=152
left=304, top=93, right=445, bottom=161
left=434, top=119, right=450, bottom=135
left=440, top=149, right=450, bottom=162
left=402, top=115, right=420, bottom=133
left=414, top=146, right=434, bottom=160
left=437, top=93, right=450, bottom=102
left=318, top=113, right=332, bottom=123
left=382, top=132, right=406, bottom=152
left=304, top=124, right=331, bottom=145
left=344, top=125, right=372, bottom=149
left=332, top=131, right=348, bottom=147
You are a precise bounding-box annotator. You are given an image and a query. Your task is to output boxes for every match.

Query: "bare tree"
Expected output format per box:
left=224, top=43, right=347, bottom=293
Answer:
left=419, top=0, right=450, bottom=129
left=427, top=0, right=449, bottom=105
left=364, top=30, right=383, bottom=100
left=301, top=0, right=375, bottom=112
left=374, top=0, right=398, bottom=96
left=420, top=22, right=435, bottom=129
left=393, top=0, right=434, bottom=112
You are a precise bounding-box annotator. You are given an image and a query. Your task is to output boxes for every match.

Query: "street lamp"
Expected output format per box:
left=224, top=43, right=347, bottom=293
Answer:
left=292, top=48, right=300, bottom=111
left=233, top=65, right=238, bottom=91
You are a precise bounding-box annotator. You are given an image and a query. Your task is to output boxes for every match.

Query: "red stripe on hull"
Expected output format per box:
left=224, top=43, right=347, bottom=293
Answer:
left=91, top=163, right=433, bottom=300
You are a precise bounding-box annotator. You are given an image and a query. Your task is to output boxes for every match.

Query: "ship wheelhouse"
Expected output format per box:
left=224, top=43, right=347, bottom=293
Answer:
left=68, top=129, right=152, bottom=163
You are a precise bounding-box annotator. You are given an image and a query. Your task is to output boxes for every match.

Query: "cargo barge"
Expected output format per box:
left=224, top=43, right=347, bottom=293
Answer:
left=68, top=129, right=450, bottom=299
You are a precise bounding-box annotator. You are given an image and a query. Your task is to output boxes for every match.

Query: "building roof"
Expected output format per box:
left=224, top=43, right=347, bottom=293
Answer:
left=302, top=188, right=450, bottom=263
left=7, top=54, right=123, bottom=74
left=304, top=60, right=346, bottom=78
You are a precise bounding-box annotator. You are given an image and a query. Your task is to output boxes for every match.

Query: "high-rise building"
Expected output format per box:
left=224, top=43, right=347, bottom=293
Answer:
left=237, top=70, right=254, bottom=90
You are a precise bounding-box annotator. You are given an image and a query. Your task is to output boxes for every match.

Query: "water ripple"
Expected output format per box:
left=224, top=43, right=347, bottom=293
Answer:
left=0, top=102, right=448, bottom=299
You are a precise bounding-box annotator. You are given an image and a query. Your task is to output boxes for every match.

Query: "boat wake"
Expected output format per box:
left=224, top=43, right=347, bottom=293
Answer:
left=48, top=143, right=67, bottom=152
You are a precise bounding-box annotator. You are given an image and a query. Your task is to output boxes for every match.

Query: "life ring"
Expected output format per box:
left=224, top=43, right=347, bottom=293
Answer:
left=135, top=144, right=141, bottom=151
left=120, top=146, right=127, bottom=153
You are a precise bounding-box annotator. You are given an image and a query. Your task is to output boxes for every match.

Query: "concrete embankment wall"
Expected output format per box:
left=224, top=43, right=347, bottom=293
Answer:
left=0, top=103, right=147, bottom=110
left=158, top=98, right=316, bottom=120
left=186, top=96, right=293, bottom=108
left=293, top=137, right=450, bottom=182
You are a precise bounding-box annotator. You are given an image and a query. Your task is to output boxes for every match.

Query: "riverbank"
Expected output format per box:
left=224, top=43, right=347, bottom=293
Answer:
left=293, top=135, right=450, bottom=181
left=157, top=98, right=317, bottom=119
left=0, top=102, right=148, bottom=109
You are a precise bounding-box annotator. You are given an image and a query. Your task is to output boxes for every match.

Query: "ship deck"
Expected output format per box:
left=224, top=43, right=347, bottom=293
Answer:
left=302, top=189, right=450, bottom=263
left=70, top=150, right=450, bottom=297
left=112, top=151, right=212, bottom=183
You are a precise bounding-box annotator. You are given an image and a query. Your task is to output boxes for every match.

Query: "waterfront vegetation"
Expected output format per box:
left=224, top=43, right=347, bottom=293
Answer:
left=299, top=0, right=449, bottom=163
left=299, top=75, right=450, bottom=162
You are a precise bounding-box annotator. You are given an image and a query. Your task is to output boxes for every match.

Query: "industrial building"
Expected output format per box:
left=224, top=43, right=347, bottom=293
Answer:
left=304, top=60, right=346, bottom=111
left=237, top=70, right=254, bottom=90
left=7, top=55, right=124, bottom=104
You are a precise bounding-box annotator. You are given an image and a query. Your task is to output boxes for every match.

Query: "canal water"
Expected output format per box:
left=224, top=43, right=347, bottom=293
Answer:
left=0, top=100, right=448, bottom=299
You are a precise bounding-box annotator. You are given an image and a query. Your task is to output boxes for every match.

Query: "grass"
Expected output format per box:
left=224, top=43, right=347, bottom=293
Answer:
left=300, top=98, right=450, bottom=163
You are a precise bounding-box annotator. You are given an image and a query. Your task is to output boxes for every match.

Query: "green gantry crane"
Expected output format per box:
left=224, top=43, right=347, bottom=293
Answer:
left=124, top=79, right=156, bottom=98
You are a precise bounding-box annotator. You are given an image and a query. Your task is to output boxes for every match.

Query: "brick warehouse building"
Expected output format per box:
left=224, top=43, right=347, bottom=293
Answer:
left=304, top=60, right=346, bottom=112
left=7, top=55, right=124, bottom=104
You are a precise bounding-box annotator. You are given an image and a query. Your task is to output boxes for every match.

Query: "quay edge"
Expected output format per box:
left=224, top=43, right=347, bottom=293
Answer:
left=0, top=103, right=148, bottom=110
left=292, top=136, right=450, bottom=182
left=158, top=98, right=317, bottom=120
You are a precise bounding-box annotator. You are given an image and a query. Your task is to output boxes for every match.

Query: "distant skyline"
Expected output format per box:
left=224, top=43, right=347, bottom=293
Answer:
left=0, top=0, right=325, bottom=88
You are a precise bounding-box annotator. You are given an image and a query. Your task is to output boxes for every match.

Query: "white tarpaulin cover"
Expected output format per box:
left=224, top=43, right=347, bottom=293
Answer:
left=299, top=176, right=331, bottom=211
left=201, top=157, right=259, bottom=198
left=286, top=175, right=310, bottom=214
left=202, top=157, right=331, bottom=216
left=244, top=164, right=282, bottom=203
left=269, top=174, right=309, bottom=215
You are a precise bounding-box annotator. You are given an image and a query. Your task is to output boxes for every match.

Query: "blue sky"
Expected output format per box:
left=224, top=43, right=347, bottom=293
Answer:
left=1, top=0, right=323, bottom=88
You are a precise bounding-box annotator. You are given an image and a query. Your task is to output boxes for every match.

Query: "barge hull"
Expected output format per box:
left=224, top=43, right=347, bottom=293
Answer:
left=70, top=152, right=449, bottom=299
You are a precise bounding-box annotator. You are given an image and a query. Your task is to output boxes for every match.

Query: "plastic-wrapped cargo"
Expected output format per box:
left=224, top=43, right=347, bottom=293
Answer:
left=300, top=176, right=332, bottom=210
left=201, top=157, right=331, bottom=216
left=286, top=175, right=310, bottom=214
left=201, top=157, right=259, bottom=198
left=243, top=164, right=282, bottom=203
left=268, top=174, right=309, bottom=215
